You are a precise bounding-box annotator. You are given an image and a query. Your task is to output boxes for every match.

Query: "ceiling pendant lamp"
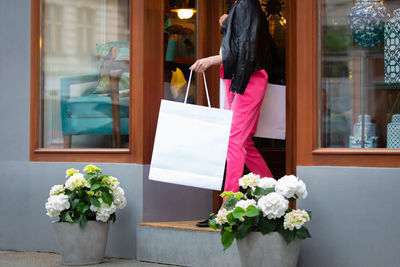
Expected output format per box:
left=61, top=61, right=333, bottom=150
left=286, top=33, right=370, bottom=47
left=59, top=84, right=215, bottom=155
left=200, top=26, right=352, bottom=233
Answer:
left=171, top=0, right=197, bottom=19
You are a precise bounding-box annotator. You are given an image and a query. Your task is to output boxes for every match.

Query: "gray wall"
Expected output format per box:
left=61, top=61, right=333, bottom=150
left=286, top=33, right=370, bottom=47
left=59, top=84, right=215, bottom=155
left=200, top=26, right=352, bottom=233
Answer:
left=297, top=166, right=400, bottom=267
left=0, top=162, right=144, bottom=259
left=0, top=0, right=212, bottom=259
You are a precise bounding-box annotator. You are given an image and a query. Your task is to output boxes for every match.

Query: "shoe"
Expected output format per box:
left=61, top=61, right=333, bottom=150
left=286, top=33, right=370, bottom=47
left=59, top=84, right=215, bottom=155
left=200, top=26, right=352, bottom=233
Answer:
left=196, top=218, right=210, bottom=228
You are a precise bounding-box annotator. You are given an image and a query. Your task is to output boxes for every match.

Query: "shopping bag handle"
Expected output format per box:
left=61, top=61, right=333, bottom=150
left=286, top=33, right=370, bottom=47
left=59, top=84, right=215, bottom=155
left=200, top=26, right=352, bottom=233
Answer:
left=184, top=70, right=211, bottom=107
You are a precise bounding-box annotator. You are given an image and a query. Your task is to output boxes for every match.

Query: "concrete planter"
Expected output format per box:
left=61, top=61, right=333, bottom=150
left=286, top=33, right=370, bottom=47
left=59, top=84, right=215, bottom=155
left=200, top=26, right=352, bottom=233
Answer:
left=236, top=232, right=301, bottom=267
left=53, top=221, right=110, bottom=265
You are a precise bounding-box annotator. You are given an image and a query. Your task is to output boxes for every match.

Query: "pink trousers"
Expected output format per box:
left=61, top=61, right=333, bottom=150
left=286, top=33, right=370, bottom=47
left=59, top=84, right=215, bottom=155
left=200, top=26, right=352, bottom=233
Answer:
left=221, top=66, right=273, bottom=192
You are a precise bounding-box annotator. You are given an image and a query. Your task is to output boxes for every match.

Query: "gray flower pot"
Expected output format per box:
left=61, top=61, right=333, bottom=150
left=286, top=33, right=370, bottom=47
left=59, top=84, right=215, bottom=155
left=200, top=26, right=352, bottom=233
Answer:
left=236, top=232, right=301, bottom=267
left=53, top=221, right=110, bottom=266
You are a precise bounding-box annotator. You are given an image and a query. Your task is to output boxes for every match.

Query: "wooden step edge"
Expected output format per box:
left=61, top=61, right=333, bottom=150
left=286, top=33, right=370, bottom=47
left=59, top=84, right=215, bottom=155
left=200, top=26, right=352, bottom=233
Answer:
left=139, top=220, right=220, bottom=233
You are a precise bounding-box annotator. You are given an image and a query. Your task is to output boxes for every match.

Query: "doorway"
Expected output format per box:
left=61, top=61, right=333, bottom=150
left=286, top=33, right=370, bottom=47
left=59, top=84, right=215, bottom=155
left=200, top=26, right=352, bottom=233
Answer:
left=212, top=0, right=291, bottom=210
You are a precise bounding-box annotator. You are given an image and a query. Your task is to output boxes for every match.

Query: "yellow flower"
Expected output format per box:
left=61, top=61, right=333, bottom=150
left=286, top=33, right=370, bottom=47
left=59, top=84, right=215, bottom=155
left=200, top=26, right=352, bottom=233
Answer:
left=65, top=168, right=79, bottom=178
left=87, top=191, right=95, bottom=196
left=220, top=191, right=234, bottom=199
left=84, top=164, right=101, bottom=173
left=233, top=192, right=244, bottom=200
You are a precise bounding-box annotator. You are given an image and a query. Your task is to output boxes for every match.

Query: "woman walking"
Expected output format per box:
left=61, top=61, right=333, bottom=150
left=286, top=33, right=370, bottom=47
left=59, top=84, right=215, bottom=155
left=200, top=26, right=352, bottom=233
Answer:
left=190, top=0, right=279, bottom=193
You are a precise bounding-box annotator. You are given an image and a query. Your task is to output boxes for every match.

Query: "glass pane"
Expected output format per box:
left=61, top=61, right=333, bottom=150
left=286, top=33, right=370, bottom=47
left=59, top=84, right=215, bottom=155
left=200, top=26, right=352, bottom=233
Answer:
left=319, top=0, right=400, bottom=149
left=40, top=0, right=130, bottom=149
left=164, top=0, right=197, bottom=103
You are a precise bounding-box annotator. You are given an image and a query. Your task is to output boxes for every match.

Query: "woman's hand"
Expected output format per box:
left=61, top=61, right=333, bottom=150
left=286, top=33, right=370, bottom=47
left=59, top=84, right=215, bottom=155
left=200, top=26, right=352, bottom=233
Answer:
left=189, top=55, right=222, bottom=73
left=219, top=14, right=228, bottom=26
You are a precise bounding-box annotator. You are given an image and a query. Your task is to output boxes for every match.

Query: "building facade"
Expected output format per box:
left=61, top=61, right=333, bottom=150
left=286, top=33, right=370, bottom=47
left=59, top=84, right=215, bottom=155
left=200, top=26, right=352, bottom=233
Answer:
left=1, top=0, right=400, bottom=266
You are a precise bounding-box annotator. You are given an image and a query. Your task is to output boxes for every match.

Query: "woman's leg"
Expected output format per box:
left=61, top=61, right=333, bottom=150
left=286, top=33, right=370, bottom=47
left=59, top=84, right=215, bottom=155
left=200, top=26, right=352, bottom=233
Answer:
left=244, top=115, right=274, bottom=178
left=224, top=70, right=270, bottom=192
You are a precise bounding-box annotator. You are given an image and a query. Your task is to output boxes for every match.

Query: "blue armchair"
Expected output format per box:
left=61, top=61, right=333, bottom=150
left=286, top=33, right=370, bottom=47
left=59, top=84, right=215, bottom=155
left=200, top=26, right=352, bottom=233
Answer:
left=60, top=70, right=130, bottom=148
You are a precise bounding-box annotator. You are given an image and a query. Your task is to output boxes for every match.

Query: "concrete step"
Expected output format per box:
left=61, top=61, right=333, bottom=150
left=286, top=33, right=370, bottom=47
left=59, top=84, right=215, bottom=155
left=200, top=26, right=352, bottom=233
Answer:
left=137, top=221, right=240, bottom=267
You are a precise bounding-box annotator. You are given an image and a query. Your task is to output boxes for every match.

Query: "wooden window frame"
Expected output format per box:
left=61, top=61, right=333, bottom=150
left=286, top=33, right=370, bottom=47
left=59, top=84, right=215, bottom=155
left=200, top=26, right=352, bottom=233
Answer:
left=295, top=0, right=400, bottom=167
left=30, top=0, right=164, bottom=163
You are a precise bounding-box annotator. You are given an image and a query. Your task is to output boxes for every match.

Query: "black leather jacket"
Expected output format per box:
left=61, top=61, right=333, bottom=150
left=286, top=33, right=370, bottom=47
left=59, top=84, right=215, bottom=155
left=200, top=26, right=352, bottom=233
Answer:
left=221, top=0, right=284, bottom=94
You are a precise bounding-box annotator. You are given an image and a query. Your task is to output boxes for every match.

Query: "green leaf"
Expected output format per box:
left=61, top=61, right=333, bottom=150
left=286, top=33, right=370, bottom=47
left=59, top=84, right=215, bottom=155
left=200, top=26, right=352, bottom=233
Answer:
left=246, top=188, right=252, bottom=198
left=208, top=219, right=217, bottom=229
left=279, top=229, right=296, bottom=244
left=101, top=191, right=113, bottom=206
left=223, top=197, right=239, bottom=210
left=79, top=214, right=88, bottom=228
left=77, top=202, right=86, bottom=212
left=65, top=212, right=74, bottom=223
left=221, top=230, right=235, bottom=250
left=307, top=210, right=312, bottom=220
left=243, top=216, right=258, bottom=231
left=259, top=218, right=277, bottom=235
left=110, top=213, right=116, bottom=223
left=224, top=226, right=232, bottom=232
left=233, top=207, right=245, bottom=219
left=91, top=184, right=101, bottom=191
left=296, top=227, right=312, bottom=240
left=84, top=173, right=96, bottom=181
left=70, top=198, right=79, bottom=210
left=253, top=187, right=275, bottom=196
left=90, top=198, right=101, bottom=207
left=234, top=224, right=250, bottom=240
left=226, top=213, right=236, bottom=225
left=245, top=205, right=260, bottom=217
left=82, top=205, right=89, bottom=214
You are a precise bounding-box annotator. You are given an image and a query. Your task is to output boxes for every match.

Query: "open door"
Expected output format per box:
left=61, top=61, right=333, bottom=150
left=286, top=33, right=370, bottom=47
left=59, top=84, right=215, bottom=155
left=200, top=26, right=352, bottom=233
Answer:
left=211, top=0, right=296, bottom=211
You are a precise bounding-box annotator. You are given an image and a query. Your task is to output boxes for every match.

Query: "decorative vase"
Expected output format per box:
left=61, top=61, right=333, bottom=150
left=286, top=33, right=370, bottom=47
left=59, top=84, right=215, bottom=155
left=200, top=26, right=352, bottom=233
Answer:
left=385, top=9, right=400, bottom=84
left=236, top=232, right=301, bottom=267
left=348, top=0, right=388, bottom=47
left=53, top=221, right=110, bottom=266
left=387, top=114, right=400, bottom=148
left=349, top=114, right=378, bottom=148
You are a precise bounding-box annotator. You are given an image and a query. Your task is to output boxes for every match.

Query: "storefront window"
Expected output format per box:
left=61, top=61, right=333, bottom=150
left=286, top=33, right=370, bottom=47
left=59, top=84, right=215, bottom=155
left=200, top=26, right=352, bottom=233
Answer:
left=40, top=0, right=130, bottom=148
left=319, top=0, right=400, bottom=149
left=163, top=0, right=197, bottom=103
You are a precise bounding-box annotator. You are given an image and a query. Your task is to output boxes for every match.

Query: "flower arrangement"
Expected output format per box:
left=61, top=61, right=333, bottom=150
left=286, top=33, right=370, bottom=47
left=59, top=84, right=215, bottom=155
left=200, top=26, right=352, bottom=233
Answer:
left=45, top=165, right=127, bottom=228
left=209, top=173, right=311, bottom=250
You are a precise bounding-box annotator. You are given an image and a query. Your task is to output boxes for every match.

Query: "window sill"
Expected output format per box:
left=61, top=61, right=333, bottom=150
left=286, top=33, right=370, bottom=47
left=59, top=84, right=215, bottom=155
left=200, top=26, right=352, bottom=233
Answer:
left=312, top=148, right=400, bottom=155
left=34, top=148, right=130, bottom=154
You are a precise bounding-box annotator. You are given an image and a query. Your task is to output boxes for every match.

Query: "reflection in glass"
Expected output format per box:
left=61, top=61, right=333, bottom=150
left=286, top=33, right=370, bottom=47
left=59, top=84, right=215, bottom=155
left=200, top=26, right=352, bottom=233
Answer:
left=164, top=0, right=197, bottom=103
left=319, top=0, right=400, bottom=149
left=40, top=0, right=130, bottom=148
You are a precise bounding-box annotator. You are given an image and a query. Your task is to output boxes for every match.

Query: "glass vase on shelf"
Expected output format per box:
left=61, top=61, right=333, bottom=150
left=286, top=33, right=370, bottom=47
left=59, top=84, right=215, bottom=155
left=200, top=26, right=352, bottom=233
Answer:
left=348, top=0, right=388, bottom=47
left=384, top=8, right=400, bottom=84
left=387, top=114, right=400, bottom=148
left=349, top=114, right=378, bottom=148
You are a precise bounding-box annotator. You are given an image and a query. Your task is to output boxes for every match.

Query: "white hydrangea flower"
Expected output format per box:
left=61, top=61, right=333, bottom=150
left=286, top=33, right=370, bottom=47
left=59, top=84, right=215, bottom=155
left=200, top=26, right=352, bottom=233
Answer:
left=296, top=180, right=308, bottom=199
left=257, top=178, right=277, bottom=189
left=113, top=186, right=127, bottom=209
left=257, top=192, right=289, bottom=219
left=284, top=209, right=310, bottom=231
left=275, top=175, right=308, bottom=199
left=65, top=173, right=90, bottom=191
left=215, top=208, right=233, bottom=225
left=90, top=199, right=117, bottom=222
left=236, top=199, right=257, bottom=211
left=45, top=194, right=70, bottom=218
left=103, top=176, right=120, bottom=190
left=239, top=173, right=260, bottom=190
left=49, top=184, right=64, bottom=196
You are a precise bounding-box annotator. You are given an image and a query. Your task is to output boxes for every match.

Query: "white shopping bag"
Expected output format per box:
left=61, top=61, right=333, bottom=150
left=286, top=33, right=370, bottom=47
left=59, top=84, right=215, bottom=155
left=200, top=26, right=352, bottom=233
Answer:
left=254, top=84, right=286, bottom=139
left=219, top=80, right=286, bottom=140
left=150, top=72, right=233, bottom=190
